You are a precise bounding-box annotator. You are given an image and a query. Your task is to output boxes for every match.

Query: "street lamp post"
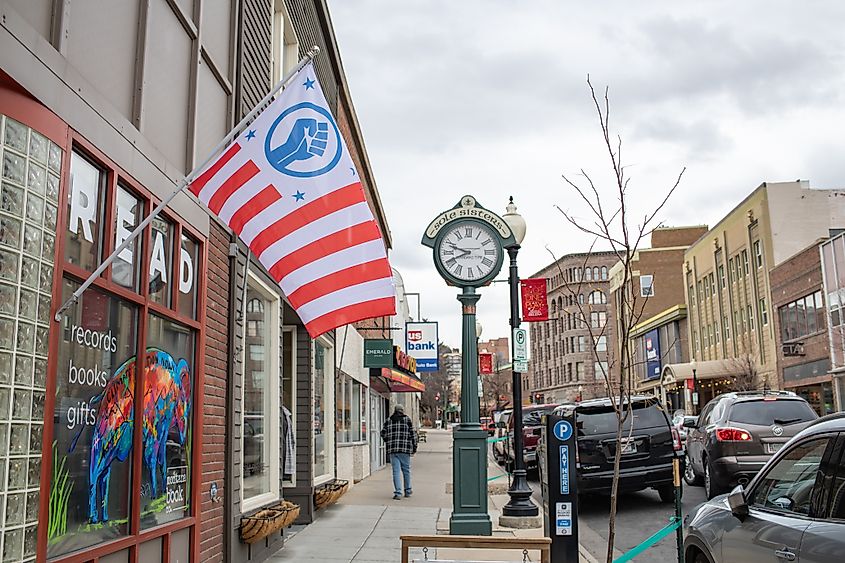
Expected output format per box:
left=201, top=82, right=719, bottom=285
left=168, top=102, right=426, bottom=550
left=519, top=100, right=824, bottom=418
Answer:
left=690, top=358, right=699, bottom=415
left=501, top=197, right=539, bottom=518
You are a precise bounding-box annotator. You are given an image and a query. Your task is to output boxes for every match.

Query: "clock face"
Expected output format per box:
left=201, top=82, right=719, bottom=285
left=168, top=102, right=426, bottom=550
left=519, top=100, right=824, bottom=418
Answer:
left=436, top=221, right=501, bottom=283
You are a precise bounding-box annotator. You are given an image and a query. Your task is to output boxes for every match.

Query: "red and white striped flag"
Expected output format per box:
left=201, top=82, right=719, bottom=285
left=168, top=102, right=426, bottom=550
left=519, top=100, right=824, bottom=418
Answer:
left=189, top=63, right=395, bottom=336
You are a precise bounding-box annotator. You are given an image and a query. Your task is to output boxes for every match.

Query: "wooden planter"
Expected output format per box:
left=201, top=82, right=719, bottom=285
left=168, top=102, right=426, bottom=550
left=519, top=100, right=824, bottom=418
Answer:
left=239, top=501, right=301, bottom=544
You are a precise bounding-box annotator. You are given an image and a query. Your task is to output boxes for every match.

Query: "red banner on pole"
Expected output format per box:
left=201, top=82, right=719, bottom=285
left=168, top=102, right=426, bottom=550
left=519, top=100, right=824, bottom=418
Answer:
left=520, top=278, right=549, bottom=321
left=479, top=353, right=493, bottom=375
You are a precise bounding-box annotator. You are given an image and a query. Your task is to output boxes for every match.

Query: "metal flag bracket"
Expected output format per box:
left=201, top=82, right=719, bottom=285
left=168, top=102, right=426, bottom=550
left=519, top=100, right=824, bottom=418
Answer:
left=53, top=45, right=321, bottom=322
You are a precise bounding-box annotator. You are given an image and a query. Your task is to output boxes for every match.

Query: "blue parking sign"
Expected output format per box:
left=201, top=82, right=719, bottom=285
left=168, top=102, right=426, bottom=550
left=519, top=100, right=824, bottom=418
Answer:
left=553, top=420, right=573, bottom=441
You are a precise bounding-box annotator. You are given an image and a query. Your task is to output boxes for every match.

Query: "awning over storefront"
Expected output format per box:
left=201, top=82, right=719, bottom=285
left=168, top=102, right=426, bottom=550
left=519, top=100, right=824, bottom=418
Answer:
left=370, top=368, right=425, bottom=393
left=661, top=360, right=735, bottom=387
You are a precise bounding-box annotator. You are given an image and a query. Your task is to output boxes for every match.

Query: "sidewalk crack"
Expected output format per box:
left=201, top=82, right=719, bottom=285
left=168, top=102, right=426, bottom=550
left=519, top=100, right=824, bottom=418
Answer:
left=349, top=505, right=388, bottom=562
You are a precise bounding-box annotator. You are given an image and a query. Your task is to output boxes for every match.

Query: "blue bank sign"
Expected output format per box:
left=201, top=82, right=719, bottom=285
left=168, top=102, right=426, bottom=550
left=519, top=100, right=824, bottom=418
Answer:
left=406, top=322, right=439, bottom=372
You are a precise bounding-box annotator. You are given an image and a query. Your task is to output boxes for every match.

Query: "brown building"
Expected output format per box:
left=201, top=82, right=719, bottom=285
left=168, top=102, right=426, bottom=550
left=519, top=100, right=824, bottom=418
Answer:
left=770, top=240, right=833, bottom=415
left=608, top=226, right=708, bottom=399
left=479, top=337, right=510, bottom=367
left=527, top=252, right=618, bottom=404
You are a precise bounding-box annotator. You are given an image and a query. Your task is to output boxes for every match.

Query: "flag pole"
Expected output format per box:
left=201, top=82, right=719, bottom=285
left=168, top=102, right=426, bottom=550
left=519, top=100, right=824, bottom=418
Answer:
left=55, top=46, right=321, bottom=322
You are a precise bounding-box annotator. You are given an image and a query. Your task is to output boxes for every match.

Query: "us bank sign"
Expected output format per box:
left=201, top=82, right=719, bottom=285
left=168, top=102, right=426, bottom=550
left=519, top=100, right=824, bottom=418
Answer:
left=406, top=321, right=438, bottom=372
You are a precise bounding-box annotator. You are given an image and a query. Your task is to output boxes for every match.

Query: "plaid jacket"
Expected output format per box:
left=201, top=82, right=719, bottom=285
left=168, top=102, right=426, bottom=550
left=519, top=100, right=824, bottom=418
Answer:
left=381, top=413, right=418, bottom=455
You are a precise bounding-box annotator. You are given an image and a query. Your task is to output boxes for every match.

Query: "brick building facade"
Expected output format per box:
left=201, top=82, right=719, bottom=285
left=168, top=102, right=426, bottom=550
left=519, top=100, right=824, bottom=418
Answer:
left=770, top=239, right=833, bottom=415
left=528, top=252, right=618, bottom=404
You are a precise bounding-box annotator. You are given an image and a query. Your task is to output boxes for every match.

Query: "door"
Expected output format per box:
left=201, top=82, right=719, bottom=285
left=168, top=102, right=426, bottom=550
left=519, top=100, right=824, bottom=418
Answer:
left=799, top=434, right=845, bottom=563
left=720, top=437, right=833, bottom=562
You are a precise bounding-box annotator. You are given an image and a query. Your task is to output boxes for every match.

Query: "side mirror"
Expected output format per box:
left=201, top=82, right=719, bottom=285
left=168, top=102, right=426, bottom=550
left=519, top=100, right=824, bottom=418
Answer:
left=683, top=419, right=697, bottom=429
left=728, top=486, right=749, bottom=520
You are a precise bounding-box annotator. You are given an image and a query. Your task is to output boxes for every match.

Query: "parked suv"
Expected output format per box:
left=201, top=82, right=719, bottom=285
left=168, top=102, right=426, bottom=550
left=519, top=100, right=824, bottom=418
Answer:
left=683, top=391, right=818, bottom=499
left=554, top=396, right=682, bottom=502
left=684, top=412, right=845, bottom=563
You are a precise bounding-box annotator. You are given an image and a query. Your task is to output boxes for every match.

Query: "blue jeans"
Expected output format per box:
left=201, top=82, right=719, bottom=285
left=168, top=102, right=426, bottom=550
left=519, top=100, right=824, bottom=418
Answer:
left=390, top=453, right=412, bottom=496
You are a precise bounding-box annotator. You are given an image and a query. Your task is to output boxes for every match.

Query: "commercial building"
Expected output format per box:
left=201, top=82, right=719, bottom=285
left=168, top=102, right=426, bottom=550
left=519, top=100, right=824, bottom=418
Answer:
left=527, top=251, right=618, bottom=404
left=607, top=226, right=707, bottom=401
left=680, top=181, right=845, bottom=410
left=820, top=232, right=845, bottom=412
left=0, top=1, right=398, bottom=561
left=770, top=240, right=833, bottom=415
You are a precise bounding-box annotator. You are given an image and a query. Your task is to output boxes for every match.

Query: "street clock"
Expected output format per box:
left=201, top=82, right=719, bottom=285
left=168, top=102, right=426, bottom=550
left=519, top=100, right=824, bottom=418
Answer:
left=422, top=195, right=516, bottom=287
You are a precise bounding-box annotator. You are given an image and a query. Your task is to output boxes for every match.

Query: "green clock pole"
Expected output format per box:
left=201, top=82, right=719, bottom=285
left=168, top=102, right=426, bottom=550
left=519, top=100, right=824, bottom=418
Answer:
left=449, top=286, right=493, bottom=535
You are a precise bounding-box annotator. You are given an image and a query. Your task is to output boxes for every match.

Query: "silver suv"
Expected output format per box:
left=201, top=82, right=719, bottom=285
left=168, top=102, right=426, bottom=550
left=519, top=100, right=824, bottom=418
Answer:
left=683, top=391, right=818, bottom=499
left=684, top=412, right=845, bottom=563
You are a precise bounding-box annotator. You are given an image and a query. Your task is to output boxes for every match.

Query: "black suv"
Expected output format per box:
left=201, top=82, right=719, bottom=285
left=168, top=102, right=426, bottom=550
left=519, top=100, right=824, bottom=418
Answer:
left=683, top=391, right=818, bottom=499
left=554, top=396, right=682, bottom=503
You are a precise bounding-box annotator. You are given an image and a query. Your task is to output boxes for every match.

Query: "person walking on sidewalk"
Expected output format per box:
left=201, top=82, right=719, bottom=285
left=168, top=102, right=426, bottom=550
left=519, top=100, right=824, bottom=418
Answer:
left=381, top=404, right=418, bottom=500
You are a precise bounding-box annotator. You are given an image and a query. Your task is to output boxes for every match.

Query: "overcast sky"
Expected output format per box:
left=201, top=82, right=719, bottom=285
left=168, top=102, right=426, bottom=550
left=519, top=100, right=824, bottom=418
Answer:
left=328, top=1, right=845, bottom=351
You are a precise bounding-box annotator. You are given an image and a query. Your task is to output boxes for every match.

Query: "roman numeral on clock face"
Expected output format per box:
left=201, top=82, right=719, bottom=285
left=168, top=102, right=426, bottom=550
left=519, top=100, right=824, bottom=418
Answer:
left=482, top=258, right=494, bottom=267
left=485, top=249, right=495, bottom=256
left=465, top=227, right=472, bottom=238
left=454, top=264, right=463, bottom=276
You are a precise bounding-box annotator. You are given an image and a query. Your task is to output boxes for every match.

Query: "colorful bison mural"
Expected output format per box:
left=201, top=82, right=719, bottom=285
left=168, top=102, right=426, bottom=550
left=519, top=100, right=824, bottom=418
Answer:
left=69, top=348, right=192, bottom=524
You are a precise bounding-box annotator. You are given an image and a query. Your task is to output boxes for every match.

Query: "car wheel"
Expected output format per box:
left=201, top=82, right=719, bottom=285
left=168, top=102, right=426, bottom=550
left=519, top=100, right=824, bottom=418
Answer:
left=689, top=547, right=712, bottom=563
left=704, top=458, right=724, bottom=500
left=657, top=484, right=676, bottom=503
left=684, top=453, right=703, bottom=486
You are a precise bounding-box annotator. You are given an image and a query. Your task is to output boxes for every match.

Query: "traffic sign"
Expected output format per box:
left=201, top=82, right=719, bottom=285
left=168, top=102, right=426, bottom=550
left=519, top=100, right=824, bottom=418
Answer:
left=514, top=360, right=528, bottom=373
left=553, top=420, right=573, bottom=441
left=513, top=328, right=527, bottom=361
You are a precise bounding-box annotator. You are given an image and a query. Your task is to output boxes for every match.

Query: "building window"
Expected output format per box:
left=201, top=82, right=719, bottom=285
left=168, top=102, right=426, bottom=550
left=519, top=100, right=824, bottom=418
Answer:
left=719, top=265, right=726, bottom=289
left=747, top=305, right=755, bottom=331
left=313, top=338, right=335, bottom=482
left=241, top=276, right=280, bottom=510
left=724, top=315, right=731, bottom=339
left=594, top=336, right=607, bottom=352
left=601, top=266, right=608, bottom=280
left=578, top=293, right=585, bottom=305
left=710, top=273, right=716, bottom=295
left=282, top=328, right=297, bottom=484
left=576, top=362, right=585, bottom=380
left=47, top=136, right=203, bottom=558
left=594, top=361, right=608, bottom=380
left=336, top=375, right=365, bottom=443
left=754, top=240, right=763, bottom=268
left=640, top=275, right=655, bottom=297
left=742, top=250, right=750, bottom=276
left=578, top=335, right=586, bottom=352
left=585, top=267, right=593, bottom=281
left=590, top=311, right=607, bottom=329
left=728, top=258, right=734, bottom=283
left=779, top=292, right=823, bottom=341
left=588, top=290, right=606, bottom=304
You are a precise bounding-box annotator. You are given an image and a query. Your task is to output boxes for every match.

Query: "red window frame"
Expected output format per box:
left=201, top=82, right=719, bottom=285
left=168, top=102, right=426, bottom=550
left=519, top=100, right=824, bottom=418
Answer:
left=4, top=92, right=210, bottom=563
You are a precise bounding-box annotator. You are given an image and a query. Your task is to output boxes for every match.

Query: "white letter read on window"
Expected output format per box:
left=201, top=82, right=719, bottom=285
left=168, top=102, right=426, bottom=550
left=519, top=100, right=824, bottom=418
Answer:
left=115, top=201, right=135, bottom=264
left=149, top=231, right=168, bottom=284
left=179, top=247, right=193, bottom=294
left=69, top=172, right=98, bottom=243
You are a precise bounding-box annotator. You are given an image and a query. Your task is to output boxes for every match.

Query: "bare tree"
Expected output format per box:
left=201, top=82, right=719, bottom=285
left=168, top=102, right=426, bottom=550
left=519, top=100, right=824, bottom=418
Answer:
left=420, top=343, right=453, bottom=425
left=728, top=353, right=762, bottom=391
left=552, top=77, right=685, bottom=563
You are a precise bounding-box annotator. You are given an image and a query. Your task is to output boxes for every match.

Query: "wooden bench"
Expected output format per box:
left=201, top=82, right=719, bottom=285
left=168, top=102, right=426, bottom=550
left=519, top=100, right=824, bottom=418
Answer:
left=400, top=535, right=551, bottom=563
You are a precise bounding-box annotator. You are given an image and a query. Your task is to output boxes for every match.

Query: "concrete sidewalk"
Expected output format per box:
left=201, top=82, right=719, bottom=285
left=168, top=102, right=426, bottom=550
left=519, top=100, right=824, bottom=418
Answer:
left=270, top=429, right=597, bottom=562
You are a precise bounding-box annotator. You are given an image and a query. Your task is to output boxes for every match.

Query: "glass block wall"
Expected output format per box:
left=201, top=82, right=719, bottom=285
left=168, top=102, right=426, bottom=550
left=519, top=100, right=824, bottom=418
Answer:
left=0, top=115, right=61, bottom=562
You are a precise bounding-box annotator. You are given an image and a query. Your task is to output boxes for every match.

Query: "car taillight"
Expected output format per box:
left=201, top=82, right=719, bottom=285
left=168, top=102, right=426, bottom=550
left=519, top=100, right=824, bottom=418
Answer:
left=716, top=427, right=752, bottom=442
left=671, top=427, right=683, bottom=451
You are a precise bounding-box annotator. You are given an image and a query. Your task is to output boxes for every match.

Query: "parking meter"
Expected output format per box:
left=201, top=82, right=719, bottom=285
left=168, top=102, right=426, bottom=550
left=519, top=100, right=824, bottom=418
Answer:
left=539, top=413, right=579, bottom=562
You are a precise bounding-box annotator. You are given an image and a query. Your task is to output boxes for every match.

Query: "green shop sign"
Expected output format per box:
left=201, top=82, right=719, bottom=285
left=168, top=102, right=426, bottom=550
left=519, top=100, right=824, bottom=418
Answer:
left=363, top=339, right=393, bottom=368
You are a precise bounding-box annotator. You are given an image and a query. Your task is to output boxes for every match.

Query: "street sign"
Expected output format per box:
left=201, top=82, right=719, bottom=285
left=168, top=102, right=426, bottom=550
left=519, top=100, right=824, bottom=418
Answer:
left=513, top=328, right=527, bottom=361
left=513, top=360, right=528, bottom=373
left=553, top=420, right=573, bottom=442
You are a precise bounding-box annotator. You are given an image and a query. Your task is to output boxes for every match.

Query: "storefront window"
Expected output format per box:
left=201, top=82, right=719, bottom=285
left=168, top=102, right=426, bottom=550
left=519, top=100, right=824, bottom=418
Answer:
left=337, top=375, right=365, bottom=444
left=65, top=152, right=105, bottom=272
left=148, top=217, right=173, bottom=307
left=140, top=315, right=195, bottom=529
left=242, top=276, right=280, bottom=509
left=313, top=339, right=333, bottom=480
left=178, top=234, right=198, bottom=319
left=282, top=328, right=296, bottom=484
left=49, top=280, right=137, bottom=557
left=113, top=185, right=143, bottom=290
